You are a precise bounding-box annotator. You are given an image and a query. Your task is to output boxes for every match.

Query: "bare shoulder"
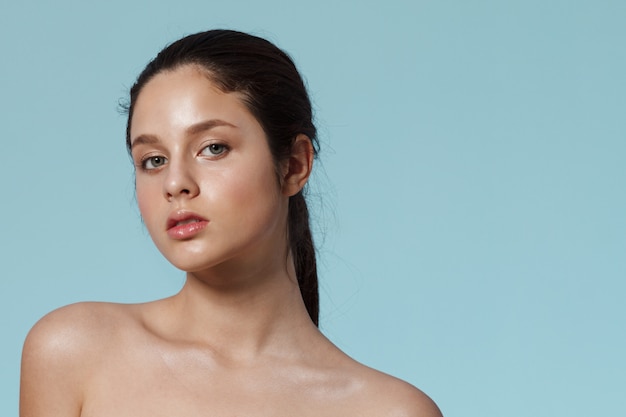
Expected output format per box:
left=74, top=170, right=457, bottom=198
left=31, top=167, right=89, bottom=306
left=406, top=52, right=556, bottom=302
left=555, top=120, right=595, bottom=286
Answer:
left=347, top=361, right=443, bottom=417
left=23, top=301, right=138, bottom=356
left=371, top=373, right=442, bottom=417
left=22, top=301, right=148, bottom=372
left=20, top=302, right=141, bottom=417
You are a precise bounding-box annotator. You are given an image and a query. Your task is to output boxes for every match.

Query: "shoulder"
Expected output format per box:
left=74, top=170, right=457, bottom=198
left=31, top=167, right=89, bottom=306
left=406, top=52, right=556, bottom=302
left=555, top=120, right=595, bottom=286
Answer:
left=21, top=302, right=140, bottom=377
left=315, top=339, right=442, bottom=416
left=372, top=375, right=442, bottom=417
left=20, top=302, right=141, bottom=415
left=347, top=362, right=443, bottom=417
left=23, top=301, right=138, bottom=356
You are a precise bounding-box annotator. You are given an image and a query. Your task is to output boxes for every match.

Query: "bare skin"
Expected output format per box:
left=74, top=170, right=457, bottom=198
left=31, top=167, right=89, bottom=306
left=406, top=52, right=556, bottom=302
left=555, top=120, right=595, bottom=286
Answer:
left=21, top=283, right=441, bottom=417
left=20, top=66, right=442, bottom=417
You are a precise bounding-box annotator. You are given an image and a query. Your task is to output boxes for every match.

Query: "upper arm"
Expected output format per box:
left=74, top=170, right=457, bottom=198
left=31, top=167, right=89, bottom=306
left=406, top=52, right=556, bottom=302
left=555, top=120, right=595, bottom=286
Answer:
left=20, top=305, right=97, bottom=417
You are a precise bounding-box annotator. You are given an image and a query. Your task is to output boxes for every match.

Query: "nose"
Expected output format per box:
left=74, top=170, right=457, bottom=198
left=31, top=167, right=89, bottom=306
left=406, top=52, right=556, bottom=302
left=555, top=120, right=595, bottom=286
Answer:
left=163, top=160, right=200, bottom=201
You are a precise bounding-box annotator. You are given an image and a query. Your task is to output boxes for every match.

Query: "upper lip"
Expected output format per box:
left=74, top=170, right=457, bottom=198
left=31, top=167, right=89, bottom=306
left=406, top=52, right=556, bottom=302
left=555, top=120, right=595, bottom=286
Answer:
left=166, top=210, right=208, bottom=230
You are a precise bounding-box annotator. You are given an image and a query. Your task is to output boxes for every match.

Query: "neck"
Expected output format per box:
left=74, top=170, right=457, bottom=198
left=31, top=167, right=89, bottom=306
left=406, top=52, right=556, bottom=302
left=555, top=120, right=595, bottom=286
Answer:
left=159, top=256, right=317, bottom=362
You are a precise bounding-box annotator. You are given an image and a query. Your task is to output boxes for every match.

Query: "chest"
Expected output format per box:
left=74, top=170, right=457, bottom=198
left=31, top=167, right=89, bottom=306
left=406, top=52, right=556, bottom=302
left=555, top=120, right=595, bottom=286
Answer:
left=79, top=350, right=361, bottom=417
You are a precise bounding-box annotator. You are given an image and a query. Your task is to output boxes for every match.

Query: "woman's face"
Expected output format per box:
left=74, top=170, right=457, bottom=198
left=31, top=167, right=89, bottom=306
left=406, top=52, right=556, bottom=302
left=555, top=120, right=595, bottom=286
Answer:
left=130, top=65, right=290, bottom=275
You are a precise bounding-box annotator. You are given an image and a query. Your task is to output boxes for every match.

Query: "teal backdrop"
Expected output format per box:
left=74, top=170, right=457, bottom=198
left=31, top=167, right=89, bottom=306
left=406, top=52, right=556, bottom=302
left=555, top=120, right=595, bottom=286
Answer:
left=1, top=1, right=625, bottom=415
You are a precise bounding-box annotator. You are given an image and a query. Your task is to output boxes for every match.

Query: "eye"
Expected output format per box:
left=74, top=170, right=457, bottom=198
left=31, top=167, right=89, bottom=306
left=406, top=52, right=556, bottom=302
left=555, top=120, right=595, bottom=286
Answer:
left=142, top=156, right=168, bottom=170
left=200, top=143, right=228, bottom=156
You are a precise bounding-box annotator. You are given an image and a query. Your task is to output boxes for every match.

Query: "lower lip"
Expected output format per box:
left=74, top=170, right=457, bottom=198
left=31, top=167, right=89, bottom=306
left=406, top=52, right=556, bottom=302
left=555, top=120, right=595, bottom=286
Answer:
left=167, top=221, right=208, bottom=240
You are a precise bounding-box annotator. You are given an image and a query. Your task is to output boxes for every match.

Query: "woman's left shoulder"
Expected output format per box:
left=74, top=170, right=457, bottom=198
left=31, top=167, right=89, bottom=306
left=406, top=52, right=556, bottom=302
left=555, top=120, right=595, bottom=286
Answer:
left=354, top=365, right=443, bottom=417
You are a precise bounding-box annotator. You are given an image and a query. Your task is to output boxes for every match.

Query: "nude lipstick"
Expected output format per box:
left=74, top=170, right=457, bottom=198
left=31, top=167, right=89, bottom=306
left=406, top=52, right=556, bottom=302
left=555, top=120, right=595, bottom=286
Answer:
left=166, top=211, right=208, bottom=240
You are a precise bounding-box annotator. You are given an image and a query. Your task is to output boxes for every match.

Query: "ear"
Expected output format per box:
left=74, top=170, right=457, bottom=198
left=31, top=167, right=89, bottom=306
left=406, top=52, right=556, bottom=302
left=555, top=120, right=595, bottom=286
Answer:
left=281, top=134, right=314, bottom=196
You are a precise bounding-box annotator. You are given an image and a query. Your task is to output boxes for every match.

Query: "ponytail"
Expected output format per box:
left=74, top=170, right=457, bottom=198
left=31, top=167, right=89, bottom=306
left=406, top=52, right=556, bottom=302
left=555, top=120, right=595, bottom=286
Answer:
left=288, top=191, right=319, bottom=326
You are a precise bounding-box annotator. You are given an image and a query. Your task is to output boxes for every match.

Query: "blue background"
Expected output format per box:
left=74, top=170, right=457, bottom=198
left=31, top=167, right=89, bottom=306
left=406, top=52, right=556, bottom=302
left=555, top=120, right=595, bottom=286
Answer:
left=1, top=1, right=624, bottom=415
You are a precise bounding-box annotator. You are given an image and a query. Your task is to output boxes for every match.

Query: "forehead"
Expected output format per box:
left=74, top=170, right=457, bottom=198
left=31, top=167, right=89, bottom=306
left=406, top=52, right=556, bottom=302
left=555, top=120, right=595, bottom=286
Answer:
left=130, top=65, right=260, bottom=141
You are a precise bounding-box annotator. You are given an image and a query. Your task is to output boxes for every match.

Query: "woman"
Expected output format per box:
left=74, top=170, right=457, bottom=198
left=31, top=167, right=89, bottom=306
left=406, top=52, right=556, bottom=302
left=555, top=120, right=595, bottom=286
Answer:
left=20, top=29, right=442, bottom=417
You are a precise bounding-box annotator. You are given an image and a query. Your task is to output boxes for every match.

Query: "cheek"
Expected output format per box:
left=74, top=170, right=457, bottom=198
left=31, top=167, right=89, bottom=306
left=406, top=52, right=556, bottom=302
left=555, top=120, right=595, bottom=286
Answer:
left=237, top=163, right=280, bottom=204
left=245, top=177, right=284, bottom=232
left=135, top=180, right=159, bottom=224
left=213, top=164, right=282, bottom=223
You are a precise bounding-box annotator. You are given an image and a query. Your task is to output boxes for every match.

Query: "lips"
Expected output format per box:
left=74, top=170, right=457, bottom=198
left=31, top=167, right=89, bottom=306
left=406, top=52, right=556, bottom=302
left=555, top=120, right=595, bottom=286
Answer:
left=166, top=210, right=209, bottom=240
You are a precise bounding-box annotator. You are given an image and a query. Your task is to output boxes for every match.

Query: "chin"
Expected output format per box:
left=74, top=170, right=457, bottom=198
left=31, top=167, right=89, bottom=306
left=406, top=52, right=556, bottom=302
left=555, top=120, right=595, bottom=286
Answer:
left=163, top=253, right=218, bottom=274
left=160, top=245, right=243, bottom=276
left=153, top=248, right=206, bottom=273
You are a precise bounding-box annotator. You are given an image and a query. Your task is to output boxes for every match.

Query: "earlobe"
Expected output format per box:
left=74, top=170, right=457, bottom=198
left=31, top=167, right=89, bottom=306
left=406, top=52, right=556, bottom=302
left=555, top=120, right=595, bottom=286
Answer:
left=282, top=134, right=314, bottom=196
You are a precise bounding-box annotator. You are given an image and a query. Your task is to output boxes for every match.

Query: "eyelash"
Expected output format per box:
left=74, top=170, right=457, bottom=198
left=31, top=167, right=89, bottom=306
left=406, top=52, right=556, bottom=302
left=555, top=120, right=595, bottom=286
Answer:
left=139, top=155, right=167, bottom=171
left=200, top=143, right=228, bottom=157
left=136, top=143, right=229, bottom=172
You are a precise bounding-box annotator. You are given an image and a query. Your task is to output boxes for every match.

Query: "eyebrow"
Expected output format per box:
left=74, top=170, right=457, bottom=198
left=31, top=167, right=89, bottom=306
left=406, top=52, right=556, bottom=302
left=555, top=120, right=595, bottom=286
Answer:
left=187, top=119, right=237, bottom=135
left=130, top=119, right=238, bottom=150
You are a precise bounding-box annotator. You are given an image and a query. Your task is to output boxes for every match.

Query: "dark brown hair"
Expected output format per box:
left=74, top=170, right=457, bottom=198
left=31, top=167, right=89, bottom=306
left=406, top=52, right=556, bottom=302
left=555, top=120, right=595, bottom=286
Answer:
left=124, top=29, right=319, bottom=325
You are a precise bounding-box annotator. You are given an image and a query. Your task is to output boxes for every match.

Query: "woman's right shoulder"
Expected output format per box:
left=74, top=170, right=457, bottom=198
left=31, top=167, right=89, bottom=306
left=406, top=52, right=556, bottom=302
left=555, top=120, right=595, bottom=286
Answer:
left=23, top=302, right=141, bottom=363
left=20, top=302, right=142, bottom=417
